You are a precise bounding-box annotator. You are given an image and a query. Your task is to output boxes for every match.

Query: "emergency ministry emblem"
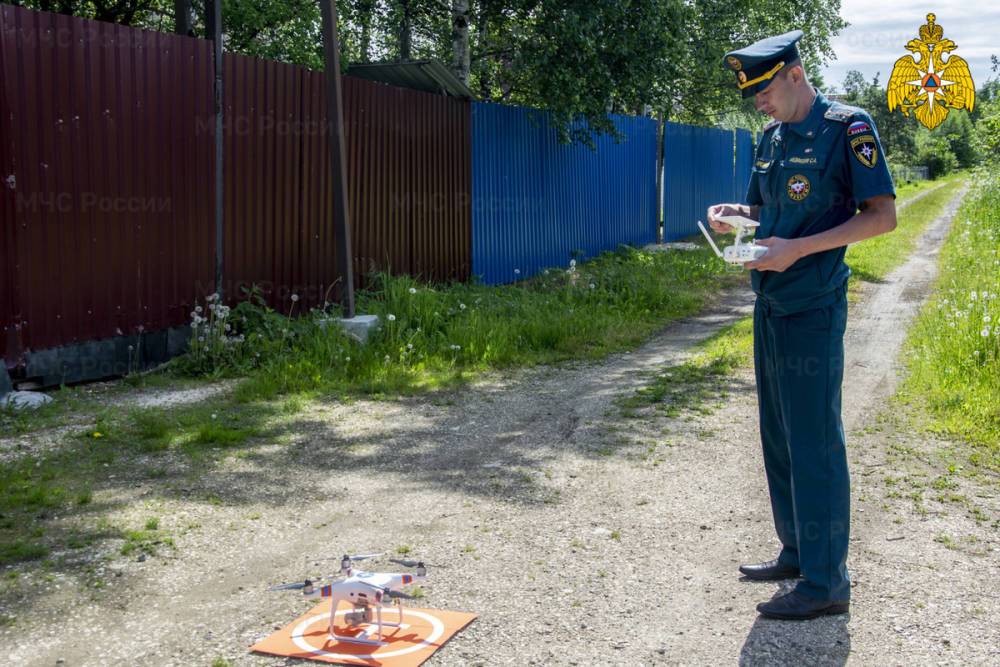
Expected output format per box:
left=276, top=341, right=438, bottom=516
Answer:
left=850, top=135, right=879, bottom=168
left=786, top=174, right=811, bottom=201
left=727, top=56, right=742, bottom=71
left=887, top=13, right=975, bottom=130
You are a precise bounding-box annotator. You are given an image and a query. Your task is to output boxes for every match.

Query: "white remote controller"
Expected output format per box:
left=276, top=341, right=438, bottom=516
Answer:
left=697, top=215, right=768, bottom=266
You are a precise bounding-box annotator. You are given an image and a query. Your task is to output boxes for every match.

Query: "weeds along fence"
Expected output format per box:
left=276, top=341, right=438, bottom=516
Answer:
left=0, top=5, right=755, bottom=384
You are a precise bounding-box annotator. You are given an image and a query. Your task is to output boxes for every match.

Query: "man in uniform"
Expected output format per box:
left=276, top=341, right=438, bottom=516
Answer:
left=707, top=30, right=897, bottom=620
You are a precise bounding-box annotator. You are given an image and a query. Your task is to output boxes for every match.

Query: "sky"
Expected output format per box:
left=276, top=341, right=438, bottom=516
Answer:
left=820, top=0, right=998, bottom=92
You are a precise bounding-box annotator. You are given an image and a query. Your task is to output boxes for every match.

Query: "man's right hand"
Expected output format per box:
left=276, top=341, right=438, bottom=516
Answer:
left=707, top=203, right=746, bottom=234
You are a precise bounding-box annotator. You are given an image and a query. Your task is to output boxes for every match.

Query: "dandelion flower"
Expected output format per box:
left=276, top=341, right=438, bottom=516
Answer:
left=195, top=305, right=203, bottom=314
left=387, top=313, right=396, bottom=321
left=384, top=354, right=391, bottom=363
left=211, top=413, right=217, bottom=420
left=407, top=343, right=414, bottom=350
left=460, top=303, right=467, bottom=310
left=589, top=283, right=596, bottom=289
left=982, top=327, right=991, bottom=337
left=971, top=291, right=978, bottom=301
left=345, top=356, right=350, bottom=362
left=92, top=432, right=103, bottom=439
left=514, top=268, right=521, bottom=275
left=291, top=294, right=300, bottom=302
left=569, top=259, right=576, bottom=268
left=409, top=287, right=417, bottom=294
left=985, top=315, right=992, bottom=323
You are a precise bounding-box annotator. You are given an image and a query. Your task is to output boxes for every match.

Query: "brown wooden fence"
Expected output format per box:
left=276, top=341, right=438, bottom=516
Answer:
left=0, top=5, right=471, bottom=374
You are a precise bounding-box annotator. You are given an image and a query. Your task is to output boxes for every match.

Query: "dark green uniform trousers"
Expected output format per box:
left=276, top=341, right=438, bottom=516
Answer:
left=753, top=284, right=851, bottom=602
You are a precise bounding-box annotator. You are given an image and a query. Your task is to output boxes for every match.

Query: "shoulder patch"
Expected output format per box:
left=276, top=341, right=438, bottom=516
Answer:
left=824, top=101, right=865, bottom=124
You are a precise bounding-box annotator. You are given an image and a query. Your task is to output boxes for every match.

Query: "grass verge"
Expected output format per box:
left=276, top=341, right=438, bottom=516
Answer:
left=897, top=169, right=1000, bottom=474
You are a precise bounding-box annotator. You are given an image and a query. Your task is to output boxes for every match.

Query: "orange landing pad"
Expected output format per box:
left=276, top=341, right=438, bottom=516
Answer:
left=250, top=603, right=477, bottom=666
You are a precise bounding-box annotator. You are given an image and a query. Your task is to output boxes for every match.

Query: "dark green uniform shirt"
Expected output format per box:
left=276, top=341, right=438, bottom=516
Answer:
left=746, top=92, right=896, bottom=314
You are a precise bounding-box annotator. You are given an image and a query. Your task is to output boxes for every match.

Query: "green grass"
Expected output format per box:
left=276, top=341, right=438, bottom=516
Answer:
left=845, top=174, right=964, bottom=286
left=226, top=244, right=742, bottom=401
left=899, top=169, right=1000, bottom=473
left=618, top=316, right=753, bottom=417
left=0, top=540, right=50, bottom=567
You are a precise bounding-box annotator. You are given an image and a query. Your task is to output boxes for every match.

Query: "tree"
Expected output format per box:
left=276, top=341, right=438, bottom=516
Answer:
left=17, top=0, right=850, bottom=141
left=914, top=131, right=957, bottom=178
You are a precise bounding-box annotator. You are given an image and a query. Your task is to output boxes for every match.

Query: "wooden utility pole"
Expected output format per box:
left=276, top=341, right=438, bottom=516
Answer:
left=319, top=0, right=356, bottom=318
left=206, top=0, right=224, bottom=298
left=174, top=0, right=192, bottom=36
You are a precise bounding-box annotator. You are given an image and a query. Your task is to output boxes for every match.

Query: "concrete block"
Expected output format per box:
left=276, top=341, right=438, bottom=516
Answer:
left=325, top=314, right=381, bottom=344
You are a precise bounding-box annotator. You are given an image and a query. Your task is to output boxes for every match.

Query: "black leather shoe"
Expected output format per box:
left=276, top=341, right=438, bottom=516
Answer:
left=738, top=559, right=801, bottom=581
left=756, top=590, right=850, bottom=620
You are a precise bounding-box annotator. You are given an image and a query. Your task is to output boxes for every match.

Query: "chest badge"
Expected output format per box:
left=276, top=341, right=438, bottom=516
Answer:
left=850, top=135, right=879, bottom=168
left=786, top=174, right=811, bottom=201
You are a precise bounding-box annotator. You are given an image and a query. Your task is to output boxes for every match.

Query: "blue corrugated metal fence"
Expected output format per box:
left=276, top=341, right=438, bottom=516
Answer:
left=734, top=128, right=755, bottom=203
left=662, top=123, right=758, bottom=241
left=471, top=102, right=658, bottom=285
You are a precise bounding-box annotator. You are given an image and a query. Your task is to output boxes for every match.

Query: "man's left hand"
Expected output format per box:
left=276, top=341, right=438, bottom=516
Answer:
left=744, top=237, right=804, bottom=272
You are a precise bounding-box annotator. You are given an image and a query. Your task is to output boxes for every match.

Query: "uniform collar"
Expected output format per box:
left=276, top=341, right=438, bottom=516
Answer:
left=786, top=91, right=828, bottom=139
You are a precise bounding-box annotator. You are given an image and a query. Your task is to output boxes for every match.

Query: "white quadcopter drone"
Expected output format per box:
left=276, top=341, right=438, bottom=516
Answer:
left=697, top=214, right=768, bottom=265
left=269, top=552, right=428, bottom=647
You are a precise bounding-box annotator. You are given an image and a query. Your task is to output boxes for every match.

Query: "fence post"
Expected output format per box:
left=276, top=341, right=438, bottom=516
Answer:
left=319, top=0, right=356, bottom=318
left=655, top=112, right=665, bottom=244
left=207, top=0, right=224, bottom=300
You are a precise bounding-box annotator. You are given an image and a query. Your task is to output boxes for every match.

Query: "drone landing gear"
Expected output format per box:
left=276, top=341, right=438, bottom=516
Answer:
left=328, top=602, right=409, bottom=646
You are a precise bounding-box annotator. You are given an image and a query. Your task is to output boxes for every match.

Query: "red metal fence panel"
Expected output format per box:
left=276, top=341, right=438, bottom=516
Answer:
left=221, top=58, right=472, bottom=314
left=0, top=6, right=472, bottom=372
left=0, top=5, right=215, bottom=367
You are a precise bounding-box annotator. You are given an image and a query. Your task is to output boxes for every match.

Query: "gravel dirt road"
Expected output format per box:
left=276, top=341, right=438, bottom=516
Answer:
left=2, top=186, right=997, bottom=666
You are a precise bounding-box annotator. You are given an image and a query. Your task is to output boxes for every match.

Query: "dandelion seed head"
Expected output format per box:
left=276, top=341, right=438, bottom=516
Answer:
left=387, top=313, right=396, bottom=321
left=291, top=294, right=300, bottom=302
left=409, top=287, right=417, bottom=294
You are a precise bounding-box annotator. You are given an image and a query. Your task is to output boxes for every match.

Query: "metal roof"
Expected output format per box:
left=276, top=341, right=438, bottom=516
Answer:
left=346, top=60, right=475, bottom=100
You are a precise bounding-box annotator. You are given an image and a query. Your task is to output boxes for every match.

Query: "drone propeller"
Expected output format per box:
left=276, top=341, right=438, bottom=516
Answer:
left=358, top=580, right=420, bottom=601
left=389, top=558, right=441, bottom=570
left=346, top=552, right=383, bottom=561
left=268, top=579, right=313, bottom=592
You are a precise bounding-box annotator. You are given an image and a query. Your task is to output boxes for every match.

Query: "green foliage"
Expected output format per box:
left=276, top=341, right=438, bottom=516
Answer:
left=914, top=132, right=958, bottom=179
left=973, top=92, right=1000, bottom=166
left=937, top=112, right=978, bottom=168
left=901, top=170, right=1000, bottom=472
